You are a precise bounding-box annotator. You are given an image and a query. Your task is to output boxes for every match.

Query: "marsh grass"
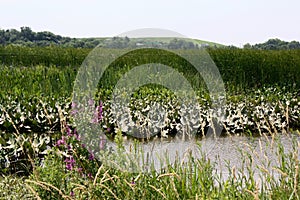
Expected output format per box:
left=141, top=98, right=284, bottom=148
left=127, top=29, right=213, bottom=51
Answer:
left=1, top=47, right=300, bottom=98
left=0, top=175, right=34, bottom=199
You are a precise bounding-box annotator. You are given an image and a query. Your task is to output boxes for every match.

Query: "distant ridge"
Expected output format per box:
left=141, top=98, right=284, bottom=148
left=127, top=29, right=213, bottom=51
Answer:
left=0, top=27, right=223, bottom=48
left=1, top=27, right=299, bottom=49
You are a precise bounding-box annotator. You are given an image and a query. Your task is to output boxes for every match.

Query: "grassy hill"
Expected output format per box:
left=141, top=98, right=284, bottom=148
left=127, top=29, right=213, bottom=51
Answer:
left=1, top=27, right=225, bottom=48
left=92, top=37, right=224, bottom=49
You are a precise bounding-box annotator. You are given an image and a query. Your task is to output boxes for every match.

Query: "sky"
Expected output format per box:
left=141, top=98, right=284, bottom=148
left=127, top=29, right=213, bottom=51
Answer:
left=1, top=0, right=300, bottom=46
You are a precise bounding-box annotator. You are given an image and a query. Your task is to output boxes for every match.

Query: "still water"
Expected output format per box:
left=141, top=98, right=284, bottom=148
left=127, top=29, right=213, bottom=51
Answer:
left=105, top=133, right=300, bottom=184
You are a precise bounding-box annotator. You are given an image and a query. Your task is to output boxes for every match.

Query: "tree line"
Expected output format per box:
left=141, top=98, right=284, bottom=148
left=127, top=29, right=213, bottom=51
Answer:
left=0, top=27, right=206, bottom=49
left=0, top=27, right=103, bottom=48
left=244, top=38, right=300, bottom=50
left=1, top=27, right=300, bottom=50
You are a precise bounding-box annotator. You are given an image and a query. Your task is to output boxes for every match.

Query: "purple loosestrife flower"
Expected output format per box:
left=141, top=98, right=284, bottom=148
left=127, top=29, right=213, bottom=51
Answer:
left=71, top=102, right=77, bottom=109
left=131, top=178, right=136, bottom=185
left=70, top=191, right=74, bottom=197
left=56, top=136, right=66, bottom=146
left=66, top=125, right=72, bottom=136
left=99, top=136, right=106, bottom=150
left=88, top=152, right=95, bottom=160
left=70, top=109, right=78, bottom=116
left=91, top=118, right=97, bottom=124
left=91, top=101, right=103, bottom=124
left=73, top=128, right=77, bottom=135
left=88, top=99, right=94, bottom=107
left=77, top=167, right=83, bottom=173
left=70, top=102, right=78, bottom=116
left=65, top=156, right=76, bottom=171
left=74, top=134, right=80, bottom=141
left=66, top=163, right=72, bottom=171
left=73, top=128, right=80, bottom=141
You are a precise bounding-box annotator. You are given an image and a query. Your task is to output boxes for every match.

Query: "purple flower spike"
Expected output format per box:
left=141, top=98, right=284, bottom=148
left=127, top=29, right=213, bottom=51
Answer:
left=99, top=136, right=106, bottom=150
left=70, top=109, right=78, bottom=116
left=88, top=99, right=94, bottom=107
left=66, top=125, right=72, bottom=136
left=91, top=102, right=103, bottom=124
left=131, top=178, right=136, bottom=185
left=56, top=136, right=66, bottom=146
left=74, top=133, right=80, bottom=141
left=56, top=140, right=64, bottom=146
left=77, top=167, right=83, bottom=173
left=91, top=118, right=97, bottom=124
left=89, top=152, right=95, bottom=160
left=71, top=102, right=77, bottom=109
left=73, top=128, right=80, bottom=141
left=66, top=163, right=73, bottom=171
left=65, top=156, right=76, bottom=171
left=73, top=128, right=77, bottom=135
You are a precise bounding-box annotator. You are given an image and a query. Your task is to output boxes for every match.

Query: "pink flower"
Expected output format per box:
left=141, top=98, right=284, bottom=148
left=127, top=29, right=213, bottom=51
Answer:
left=131, top=178, right=136, bottom=185
left=70, top=102, right=78, bottom=116
left=56, top=136, right=66, bottom=146
left=88, top=99, right=94, bottom=107
left=66, top=163, right=73, bottom=170
left=99, top=136, right=106, bottom=150
left=88, top=152, right=95, bottom=160
left=71, top=102, right=77, bottom=109
left=77, top=167, right=83, bottom=173
left=66, top=125, right=72, bottom=136
left=65, top=156, right=76, bottom=171
left=74, top=133, right=80, bottom=141
left=73, top=129, right=80, bottom=141
left=91, top=101, right=103, bottom=124
left=70, top=109, right=78, bottom=116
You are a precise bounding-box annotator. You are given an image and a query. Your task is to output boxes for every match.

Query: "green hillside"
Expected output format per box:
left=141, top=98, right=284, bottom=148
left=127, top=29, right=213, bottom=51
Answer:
left=0, top=27, right=223, bottom=48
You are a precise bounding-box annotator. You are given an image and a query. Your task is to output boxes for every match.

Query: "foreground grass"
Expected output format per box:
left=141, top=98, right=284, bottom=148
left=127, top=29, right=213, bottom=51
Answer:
left=0, top=175, right=34, bottom=199
left=1, top=132, right=299, bottom=200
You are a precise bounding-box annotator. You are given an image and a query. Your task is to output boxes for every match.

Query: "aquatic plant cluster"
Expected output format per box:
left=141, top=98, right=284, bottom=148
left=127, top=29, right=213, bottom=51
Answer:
left=1, top=86, right=298, bottom=137
left=98, top=87, right=300, bottom=138
left=0, top=96, right=69, bottom=134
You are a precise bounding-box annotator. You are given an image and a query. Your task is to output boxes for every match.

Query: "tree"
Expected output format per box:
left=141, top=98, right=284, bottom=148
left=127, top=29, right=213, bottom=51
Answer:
left=288, top=41, right=300, bottom=49
left=20, top=26, right=35, bottom=41
left=243, top=43, right=252, bottom=49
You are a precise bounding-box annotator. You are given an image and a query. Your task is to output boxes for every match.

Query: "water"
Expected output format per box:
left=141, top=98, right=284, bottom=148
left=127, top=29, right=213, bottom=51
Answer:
left=200, top=134, right=300, bottom=184
left=105, top=133, right=300, bottom=185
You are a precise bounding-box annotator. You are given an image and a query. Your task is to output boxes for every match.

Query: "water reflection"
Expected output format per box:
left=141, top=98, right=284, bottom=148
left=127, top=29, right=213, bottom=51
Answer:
left=107, top=133, right=300, bottom=184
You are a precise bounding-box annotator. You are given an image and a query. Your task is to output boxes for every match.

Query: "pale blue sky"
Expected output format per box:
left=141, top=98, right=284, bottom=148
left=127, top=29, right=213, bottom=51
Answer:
left=1, top=0, right=300, bottom=46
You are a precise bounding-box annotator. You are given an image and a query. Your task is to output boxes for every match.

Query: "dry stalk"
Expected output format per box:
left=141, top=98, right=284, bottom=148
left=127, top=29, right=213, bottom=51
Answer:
left=149, top=184, right=167, bottom=199
left=25, top=179, right=72, bottom=200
